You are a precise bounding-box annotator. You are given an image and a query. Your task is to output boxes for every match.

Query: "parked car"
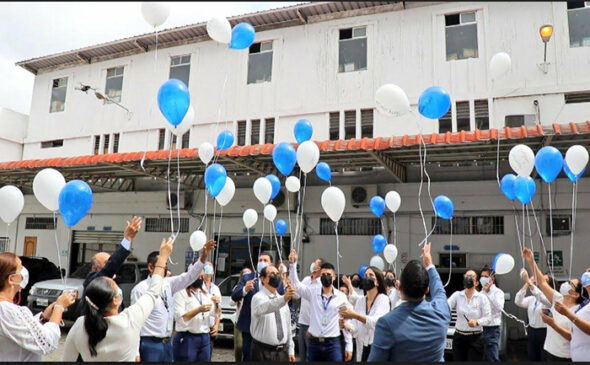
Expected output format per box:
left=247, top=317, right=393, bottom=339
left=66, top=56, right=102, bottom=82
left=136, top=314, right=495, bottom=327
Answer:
left=28, top=260, right=148, bottom=322
left=18, top=256, right=62, bottom=307
left=216, top=274, right=240, bottom=339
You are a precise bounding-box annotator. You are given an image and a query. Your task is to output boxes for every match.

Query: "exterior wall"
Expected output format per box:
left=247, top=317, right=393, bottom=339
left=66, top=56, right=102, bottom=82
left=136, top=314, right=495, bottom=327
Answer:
left=0, top=107, right=27, bottom=161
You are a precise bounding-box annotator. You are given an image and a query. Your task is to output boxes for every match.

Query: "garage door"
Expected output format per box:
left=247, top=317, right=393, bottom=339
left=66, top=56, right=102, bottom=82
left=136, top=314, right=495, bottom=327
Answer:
left=70, top=230, right=124, bottom=272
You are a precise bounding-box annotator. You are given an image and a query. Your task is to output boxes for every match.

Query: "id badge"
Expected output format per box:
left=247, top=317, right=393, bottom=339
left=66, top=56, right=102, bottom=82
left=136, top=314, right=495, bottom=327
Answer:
left=322, top=316, right=329, bottom=326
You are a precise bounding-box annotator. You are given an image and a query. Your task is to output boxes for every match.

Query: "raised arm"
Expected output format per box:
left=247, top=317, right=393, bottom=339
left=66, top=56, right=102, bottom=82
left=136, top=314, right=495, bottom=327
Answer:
left=523, top=247, right=557, bottom=305
left=288, top=249, right=311, bottom=301
left=422, top=243, right=449, bottom=316
left=168, top=240, right=215, bottom=294
left=514, top=286, right=534, bottom=309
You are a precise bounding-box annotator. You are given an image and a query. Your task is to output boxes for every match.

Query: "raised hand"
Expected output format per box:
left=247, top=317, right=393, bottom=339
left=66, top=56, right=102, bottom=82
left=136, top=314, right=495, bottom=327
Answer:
left=200, top=240, right=216, bottom=262
left=244, top=280, right=255, bottom=293
left=125, top=216, right=142, bottom=242
left=421, top=242, right=433, bottom=268
left=523, top=247, right=534, bottom=263
left=288, top=249, right=298, bottom=264
left=160, top=237, right=174, bottom=258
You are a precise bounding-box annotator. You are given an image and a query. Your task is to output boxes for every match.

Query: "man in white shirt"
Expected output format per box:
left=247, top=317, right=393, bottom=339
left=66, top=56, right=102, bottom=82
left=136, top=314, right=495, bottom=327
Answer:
left=298, top=258, right=323, bottom=362
left=250, top=264, right=297, bottom=361
left=130, top=239, right=216, bottom=362
left=479, top=266, right=505, bottom=362
left=288, top=249, right=353, bottom=362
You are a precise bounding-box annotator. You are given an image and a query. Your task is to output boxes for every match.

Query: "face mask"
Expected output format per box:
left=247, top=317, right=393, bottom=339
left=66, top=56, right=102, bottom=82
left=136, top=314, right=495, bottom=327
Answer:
left=10, top=266, right=29, bottom=290
left=463, top=276, right=475, bottom=289
left=115, top=287, right=123, bottom=305
left=560, top=282, right=572, bottom=297
left=204, top=265, right=214, bottom=275
left=320, top=274, right=332, bottom=288
left=257, top=262, right=269, bottom=273
left=351, top=278, right=361, bottom=288
left=310, top=263, right=316, bottom=275
left=480, top=277, right=491, bottom=287
left=268, top=274, right=280, bottom=288
left=363, top=277, right=376, bottom=291
left=385, top=278, right=395, bottom=287
left=194, top=278, right=204, bottom=290
left=581, top=272, right=590, bottom=288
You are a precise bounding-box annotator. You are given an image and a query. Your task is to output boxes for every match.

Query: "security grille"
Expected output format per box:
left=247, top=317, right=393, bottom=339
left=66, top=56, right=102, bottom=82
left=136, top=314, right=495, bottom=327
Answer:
left=432, top=216, right=504, bottom=235
left=474, top=99, right=489, bottom=130
left=360, top=109, right=373, bottom=138
left=456, top=101, right=470, bottom=131
left=25, top=217, right=56, bottom=230
left=320, top=218, right=381, bottom=235
left=344, top=110, right=356, bottom=139
left=145, top=218, right=189, bottom=233
left=265, top=118, right=275, bottom=144
left=564, top=91, right=590, bottom=104
left=329, top=112, right=340, bottom=140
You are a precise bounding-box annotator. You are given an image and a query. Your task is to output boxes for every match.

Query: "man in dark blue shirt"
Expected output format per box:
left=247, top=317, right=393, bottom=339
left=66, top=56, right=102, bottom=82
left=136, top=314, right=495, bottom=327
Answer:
left=368, top=242, right=450, bottom=362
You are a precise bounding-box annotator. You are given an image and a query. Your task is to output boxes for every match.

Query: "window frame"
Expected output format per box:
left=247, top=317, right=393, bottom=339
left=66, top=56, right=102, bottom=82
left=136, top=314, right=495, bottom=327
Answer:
left=247, top=40, right=274, bottom=84
left=169, top=54, right=191, bottom=86
left=104, top=66, right=124, bottom=104
left=338, top=26, right=368, bottom=73
left=567, top=2, right=590, bottom=48
left=49, top=77, right=68, bottom=113
left=444, top=10, right=479, bottom=61
left=158, top=128, right=166, bottom=150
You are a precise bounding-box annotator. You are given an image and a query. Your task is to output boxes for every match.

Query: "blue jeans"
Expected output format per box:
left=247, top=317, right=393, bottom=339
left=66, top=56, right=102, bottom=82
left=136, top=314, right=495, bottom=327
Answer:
left=308, top=337, right=343, bottom=362
left=483, top=326, right=501, bottom=362
left=139, top=337, right=173, bottom=362
left=173, top=332, right=211, bottom=362
left=242, top=331, right=253, bottom=361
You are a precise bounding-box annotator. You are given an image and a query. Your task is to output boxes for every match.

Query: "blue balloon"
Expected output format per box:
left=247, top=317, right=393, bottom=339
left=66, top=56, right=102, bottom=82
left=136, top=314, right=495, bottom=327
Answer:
left=275, top=219, right=288, bottom=236
left=316, top=162, right=331, bottom=182
left=230, top=23, right=255, bottom=50
left=514, top=176, right=536, bottom=204
left=217, top=130, right=234, bottom=151
left=369, top=196, right=385, bottom=218
left=294, top=119, right=313, bottom=144
left=359, top=265, right=368, bottom=279
left=500, top=174, right=517, bottom=201
left=272, top=142, right=297, bottom=176
left=418, top=86, right=451, bottom=119
left=266, top=174, right=281, bottom=200
left=59, top=180, right=93, bottom=227
left=157, top=79, right=190, bottom=127
left=535, top=146, right=563, bottom=183
left=204, top=163, right=227, bottom=198
left=564, top=163, right=585, bottom=182
left=433, top=195, right=454, bottom=220
left=371, top=234, right=387, bottom=254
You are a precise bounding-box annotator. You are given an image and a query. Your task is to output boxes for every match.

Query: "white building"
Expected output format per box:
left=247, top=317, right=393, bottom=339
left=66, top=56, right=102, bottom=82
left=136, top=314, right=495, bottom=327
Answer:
left=3, top=1, right=590, bottom=339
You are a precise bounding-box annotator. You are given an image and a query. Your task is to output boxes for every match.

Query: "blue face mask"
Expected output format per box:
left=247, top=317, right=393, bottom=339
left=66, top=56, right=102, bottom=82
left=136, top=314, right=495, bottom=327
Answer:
left=257, top=262, right=269, bottom=273
left=204, top=265, right=214, bottom=275
left=581, top=272, right=590, bottom=288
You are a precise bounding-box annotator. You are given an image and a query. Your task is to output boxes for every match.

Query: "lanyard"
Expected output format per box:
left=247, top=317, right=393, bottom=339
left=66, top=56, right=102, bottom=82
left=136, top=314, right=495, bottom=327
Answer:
left=321, top=294, right=334, bottom=312
left=575, top=299, right=590, bottom=314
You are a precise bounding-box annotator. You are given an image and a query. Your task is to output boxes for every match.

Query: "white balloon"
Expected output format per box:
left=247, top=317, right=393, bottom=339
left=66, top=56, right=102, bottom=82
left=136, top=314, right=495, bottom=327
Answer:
left=383, top=244, right=398, bottom=264
left=321, top=186, right=345, bottom=223
left=489, top=52, right=512, bottom=81
left=375, top=84, right=410, bottom=117
left=509, top=144, right=535, bottom=177
left=296, top=141, right=320, bottom=174
left=141, top=2, right=170, bottom=28
left=263, top=204, right=277, bottom=221
left=170, top=104, right=194, bottom=137
left=0, top=185, right=24, bottom=224
left=206, top=16, right=232, bottom=44
left=33, top=168, right=66, bottom=212
left=198, top=142, right=215, bottom=165
left=253, top=177, right=272, bottom=205
left=369, top=255, right=385, bottom=271
left=190, top=230, right=207, bottom=251
left=243, top=209, right=258, bottom=229
left=285, top=176, right=300, bottom=193
left=385, top=191, right=401, bottom=213
left=216, top=177, right=235, bottom=207
left=495, top=254, right=515, bottom=275
left=565, top=145, right=589, bottom=175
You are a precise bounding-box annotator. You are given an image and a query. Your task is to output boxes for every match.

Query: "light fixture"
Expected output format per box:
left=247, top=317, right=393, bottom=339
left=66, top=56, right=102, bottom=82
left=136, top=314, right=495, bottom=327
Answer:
left=538, top=24, right=553, bottom=74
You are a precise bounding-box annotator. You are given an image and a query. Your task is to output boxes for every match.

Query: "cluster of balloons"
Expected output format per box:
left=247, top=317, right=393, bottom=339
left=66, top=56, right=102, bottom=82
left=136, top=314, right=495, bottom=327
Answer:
left=206, top=16, right=256, bottom=50
left=375, top=84, right=451, bottom=121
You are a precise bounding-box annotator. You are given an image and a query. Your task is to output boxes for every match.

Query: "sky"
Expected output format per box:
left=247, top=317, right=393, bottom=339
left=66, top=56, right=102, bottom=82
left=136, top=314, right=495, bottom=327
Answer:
left=0, top=2, right=300, bottom=115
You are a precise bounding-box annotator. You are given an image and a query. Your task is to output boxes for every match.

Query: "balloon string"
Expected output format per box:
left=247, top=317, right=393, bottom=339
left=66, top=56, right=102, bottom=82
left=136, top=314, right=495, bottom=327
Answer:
left=294, top=170, right=303, bottom=254
left=495, top=134, right=501, bottom=189
left=297, top=174, right=308, bottom=253
left=175, top=148, right=181, bottom=239
left=512, top=204, right=525, bottom=269
left=212, top=206, right=223, bottom=284
left=335, top=222, right=340, bottom=290
left=287, top=194, right=294, bottom=240
left=258, top=218, right=265, bottom=266
left=65, top=228, right=71, bottom=283
left=52, top=212, right=65, bottom=286
left=393, top=213, right=397, bottom=246
left=444, top=218, right=453, bottom=288
left=525, top=204, right=539, bottom=286
left=271, top=223, right=284, bottom=265
left=247, top=230, right=256, bottom=278
left=211, top=200, right=217, bottom=240
left=548, top=183, right=556, bottom=289
left=166, top=132, right=175, bottom=236
left=529, top=199, right=554, bottom=283
left=569, top=183, right=577, bottom=280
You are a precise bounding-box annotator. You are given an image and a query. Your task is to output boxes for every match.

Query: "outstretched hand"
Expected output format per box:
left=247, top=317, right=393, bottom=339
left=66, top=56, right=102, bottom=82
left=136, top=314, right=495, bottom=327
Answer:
left=125, top=216, right=142, bottom=242
left=421, top=242, right=433, bottom=268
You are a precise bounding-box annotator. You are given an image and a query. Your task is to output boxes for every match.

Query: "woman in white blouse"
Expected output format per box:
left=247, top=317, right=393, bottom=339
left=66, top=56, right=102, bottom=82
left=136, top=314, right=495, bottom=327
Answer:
left=339, top=266, right=390, bottom=361
left=0, top=252, right=75, bottom=361
left=63, top=237, right=174, bottom=361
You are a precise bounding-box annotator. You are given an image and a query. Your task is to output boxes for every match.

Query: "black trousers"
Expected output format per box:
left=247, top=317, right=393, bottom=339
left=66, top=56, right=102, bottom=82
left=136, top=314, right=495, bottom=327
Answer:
left=528, top=327, right=547, bottom=361
left=544, top=350, right=571, bottom=362
left=361, top=345, right=371, bottom=362
left=251, top=339, right=289, bottom=361
left=453, top=331, right=483, bottom=361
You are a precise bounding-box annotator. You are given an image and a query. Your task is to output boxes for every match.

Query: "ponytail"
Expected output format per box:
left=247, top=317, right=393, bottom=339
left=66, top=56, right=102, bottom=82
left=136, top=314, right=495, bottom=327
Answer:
left=83, top=277, right=116, bottom=357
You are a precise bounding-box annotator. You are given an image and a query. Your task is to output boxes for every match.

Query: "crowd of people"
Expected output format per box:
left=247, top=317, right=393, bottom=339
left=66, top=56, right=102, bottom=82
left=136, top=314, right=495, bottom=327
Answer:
left=0, top=216, right=589, bottom=362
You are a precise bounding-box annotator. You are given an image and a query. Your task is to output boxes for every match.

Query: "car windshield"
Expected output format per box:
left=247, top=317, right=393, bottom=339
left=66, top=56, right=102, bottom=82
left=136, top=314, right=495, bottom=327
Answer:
left=218, top=275, right=240, bottom=296
left=70, top=263, right=92, bottom=279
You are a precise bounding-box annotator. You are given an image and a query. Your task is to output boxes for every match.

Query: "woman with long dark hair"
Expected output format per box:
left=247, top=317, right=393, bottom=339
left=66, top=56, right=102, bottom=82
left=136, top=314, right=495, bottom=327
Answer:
left=339, top=266, right=390, bottom=361
left=62, top=238, right=174, bottom=361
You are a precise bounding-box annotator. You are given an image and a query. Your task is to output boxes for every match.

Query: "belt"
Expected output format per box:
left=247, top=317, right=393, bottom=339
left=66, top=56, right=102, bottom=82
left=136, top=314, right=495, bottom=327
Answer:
left=483, top=325, right=500, bottom=329
left=141, top=336, right=171, bottom=344
left=253, top=339, right=288, bottom=352
left=455, top=329, right=483, bottom=336
left=308, top=334, right=340, bottom=343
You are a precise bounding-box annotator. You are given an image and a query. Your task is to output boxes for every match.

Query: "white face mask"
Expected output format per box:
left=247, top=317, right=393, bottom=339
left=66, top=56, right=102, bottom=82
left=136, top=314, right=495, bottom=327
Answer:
left=257, top=262, right=269, bottom=273
left=10, top=267, right=29, bottom=290
left=310, top=263, right=316, bottom=275
left=560, top=282, right=573, bottom=297
left=480, top=277, right=491, bottom=287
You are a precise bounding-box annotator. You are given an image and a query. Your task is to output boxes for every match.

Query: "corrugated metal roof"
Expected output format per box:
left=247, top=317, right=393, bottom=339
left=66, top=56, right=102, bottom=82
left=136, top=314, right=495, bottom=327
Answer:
left=16, top=1, right=398, bottom=74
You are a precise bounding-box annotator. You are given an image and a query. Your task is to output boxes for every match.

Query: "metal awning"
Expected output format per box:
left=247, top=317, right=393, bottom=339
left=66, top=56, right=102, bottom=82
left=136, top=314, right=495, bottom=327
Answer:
left=0, top=122, right=588, bottom=192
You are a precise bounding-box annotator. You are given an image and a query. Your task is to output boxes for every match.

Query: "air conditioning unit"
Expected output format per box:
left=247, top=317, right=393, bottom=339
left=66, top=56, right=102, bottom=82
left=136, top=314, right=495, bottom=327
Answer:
left=166, top=191, right=193, bottom=210
left=350, top=185, right=377, bottom=208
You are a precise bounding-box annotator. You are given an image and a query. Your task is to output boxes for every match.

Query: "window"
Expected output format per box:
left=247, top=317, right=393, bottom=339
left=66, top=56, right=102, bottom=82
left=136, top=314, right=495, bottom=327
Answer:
left=103, top=134, right=110, bottom=154
left=564, top=91, right=590, bottom=104
left=456, top=101, right=470, bottom=131
left=339, top=26, right=367, bottom=72
left=505, top=114, right=537, bottom=128
left=445, top=12, right=478, bottom=61
left=251, top=119, right=260, bottom=145
left=432, top=216, right=504, bottom=235
left=105, top=66, right=124, bottom=103
left=41, top=140, right=63, bottom=149
left=93, top=135, right=100, bottom=155
left=360, top=109, right=373, bottom=138
left=181, top=131, right=190, bottom=149
left=169, top=55, right=191, bottom=86
left=567, top=2, right=590, bottom=47
left=113, top=133, right=120, bottom=153
left=237, top=121, right=246, bottom=146
left=438, top=108, right=452, bottom=133
left=25, top=217, right=56, bottom=230
left=248, top=41, right=273, bottom=84
left=50, top=77, right=67, bottom=113
left=546, top=215, right=571, bottom=236
left=329, top=112, right=340, bottom=140
left=474, top=99, right=489, bottom=130
left=145, top=217, right=189, bottom=232
left=320, top=217, right=381, bottom=235
left=344, top=110, right=356, bottom=139
left=264, top=118, right=275, bottom=144
left=0, top=237, right=8, bottom=252
left=158, top=128, right=166, bottom=150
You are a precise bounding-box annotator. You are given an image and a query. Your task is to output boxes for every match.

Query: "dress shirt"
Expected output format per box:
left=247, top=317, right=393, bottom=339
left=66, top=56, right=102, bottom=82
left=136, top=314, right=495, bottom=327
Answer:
left=514, top=285, right=550, bottom=329
left=120, top=238, right=131, bottom=251
left=202, top=281, right=221, bottom=311
left=544, top=292, right=575, bottom=359
left=447, top=289, right=492, bottom=332
left=481, top=284, right=505, bottom=326
left=346, top=293, right=390, bottom=361
left=298, top=276, right=320, bottom=325
left=174, top=288, right=215, bottom=334
left=387, top=288, right=402, bottom=310
left=570, top=300, right=590, bottom=362
left=289, top=263, right=353, bottom=352
left=130, top=259, right=204, bottom=338
left=250, top=286, right=295, bottom=356
left=0, top=302, right=61, bottom=361
left=348, top=287, right=361, bottom=306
